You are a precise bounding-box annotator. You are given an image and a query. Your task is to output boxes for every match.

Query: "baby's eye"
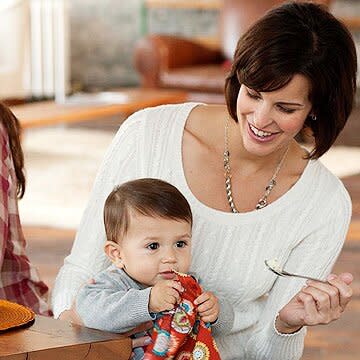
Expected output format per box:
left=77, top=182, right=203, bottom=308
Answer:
left=176, top=241, right=187, bottom=248
left=147, top=242, right=159, bottom=250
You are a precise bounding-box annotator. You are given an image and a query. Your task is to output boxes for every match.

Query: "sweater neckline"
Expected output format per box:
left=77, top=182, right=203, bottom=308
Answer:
left=174, top=102, right=314, bottom=223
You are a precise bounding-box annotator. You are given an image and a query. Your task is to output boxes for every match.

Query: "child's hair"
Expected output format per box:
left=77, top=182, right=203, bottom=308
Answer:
left=104, top=178, right=192, bottom=243
left=0, top=102, right=25, bottom=198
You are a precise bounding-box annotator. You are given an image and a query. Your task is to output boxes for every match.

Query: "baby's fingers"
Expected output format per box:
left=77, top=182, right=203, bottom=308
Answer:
left=166, top=287, right=181, bottom=304
left=194, top=292, right=210, bottom=306
left=166, top=280, right=184, bottom=294
left=197, top=299, right=214, bottom=313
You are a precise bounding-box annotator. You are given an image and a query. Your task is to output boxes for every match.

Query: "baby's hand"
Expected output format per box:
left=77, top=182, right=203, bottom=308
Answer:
left=149, top=280, right=183, bottom=313
left=194, top=291, right=219, bottom=323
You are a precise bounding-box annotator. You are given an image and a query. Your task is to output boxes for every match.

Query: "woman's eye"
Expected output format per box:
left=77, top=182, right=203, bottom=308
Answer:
left=176, top=241, right=187, bottom=248
left=246, top=90, right=261, bottom=100
left=277, top=105, right=296, bottom=114
left=147, top=243, right=159, bottom=250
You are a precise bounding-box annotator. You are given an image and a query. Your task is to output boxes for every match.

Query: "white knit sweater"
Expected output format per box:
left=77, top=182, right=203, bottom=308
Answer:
left=52, top=103, right=351, bottom=360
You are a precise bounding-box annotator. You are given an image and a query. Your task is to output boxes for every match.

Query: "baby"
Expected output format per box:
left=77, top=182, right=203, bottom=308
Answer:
left=76, top=178, right=220, bottom=357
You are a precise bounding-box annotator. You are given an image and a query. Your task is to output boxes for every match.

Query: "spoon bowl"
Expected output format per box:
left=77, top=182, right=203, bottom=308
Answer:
left=264, top=259, right=327, bottom=283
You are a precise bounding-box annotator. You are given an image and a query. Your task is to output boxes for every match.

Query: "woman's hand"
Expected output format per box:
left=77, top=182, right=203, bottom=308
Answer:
left=126, top=321, right=153, bottom=353
left=194, top=291, right=220, bottom=323
left=58, top=278, right=96, bottom=324
left=276, top=272, right=353, bottom=334
left=58, top=308, right=84, bottom=325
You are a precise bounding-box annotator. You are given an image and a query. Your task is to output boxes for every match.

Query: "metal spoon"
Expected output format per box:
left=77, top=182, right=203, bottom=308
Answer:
left=264, top=259, right=327, bottom=283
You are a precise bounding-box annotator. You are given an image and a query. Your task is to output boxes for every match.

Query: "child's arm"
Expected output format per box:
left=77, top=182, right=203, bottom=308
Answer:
left=195, top=291, right=235, bottom=336
left=75, top=270, right=155, bottom=333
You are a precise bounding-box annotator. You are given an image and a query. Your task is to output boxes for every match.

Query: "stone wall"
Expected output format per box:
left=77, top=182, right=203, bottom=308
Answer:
left=70, top=0, right=359, bottom=91
left=70, top=0, right=144, bottom=91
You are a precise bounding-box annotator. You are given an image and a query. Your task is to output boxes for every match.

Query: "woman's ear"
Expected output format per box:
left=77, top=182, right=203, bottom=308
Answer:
left=104, top=241, right=124, bottom=268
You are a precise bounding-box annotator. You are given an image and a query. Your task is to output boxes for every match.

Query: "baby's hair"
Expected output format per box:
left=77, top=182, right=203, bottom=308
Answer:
left=104, top=178, right=192, bottom=243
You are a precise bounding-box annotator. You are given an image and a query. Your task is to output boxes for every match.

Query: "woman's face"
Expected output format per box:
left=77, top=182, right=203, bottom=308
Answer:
left=236, top=74, right=313, bottom=157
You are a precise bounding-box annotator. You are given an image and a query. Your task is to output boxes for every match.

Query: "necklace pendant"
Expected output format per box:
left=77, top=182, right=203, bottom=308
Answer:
left=266, top=179, right=276, bottom=191
left=223, top=116, right=289, bottom=213
left=256, top=198, right=268, bottom=210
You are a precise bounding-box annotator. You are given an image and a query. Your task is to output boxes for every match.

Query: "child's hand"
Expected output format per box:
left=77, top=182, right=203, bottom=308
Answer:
left=149, top=280, right=183, bottom=313
left=194, top=291, right=219, bottom=323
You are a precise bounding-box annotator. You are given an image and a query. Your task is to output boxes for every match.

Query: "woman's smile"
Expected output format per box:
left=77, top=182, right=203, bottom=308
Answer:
left=247, top=122, right=281, bottom=143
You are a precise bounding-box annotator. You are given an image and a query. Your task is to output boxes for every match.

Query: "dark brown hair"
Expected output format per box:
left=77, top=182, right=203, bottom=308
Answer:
left=225, top=1, right=357, bottom=159
left=0, top=102, right=25, bottom=198
left=104, top=178, right=192, bottom=243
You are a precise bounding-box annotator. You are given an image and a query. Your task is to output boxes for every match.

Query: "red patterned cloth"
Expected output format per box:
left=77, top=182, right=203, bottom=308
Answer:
left=144, top=272, right=221, bottom=359
left=0, top=123, right=51, bottom=316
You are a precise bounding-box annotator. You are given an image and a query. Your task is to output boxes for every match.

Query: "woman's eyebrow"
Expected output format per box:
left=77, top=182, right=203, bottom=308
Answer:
left=276, top=101, right=305, bottom=107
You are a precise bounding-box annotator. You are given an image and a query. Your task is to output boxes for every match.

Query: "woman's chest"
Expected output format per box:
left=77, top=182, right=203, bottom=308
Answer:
left=188, top=218, right=300, bottom=303
left=181, top=135, right=301, bottom=214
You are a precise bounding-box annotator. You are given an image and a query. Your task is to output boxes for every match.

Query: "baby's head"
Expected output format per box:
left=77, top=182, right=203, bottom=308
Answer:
left=103, top=178, right=193, bottom=286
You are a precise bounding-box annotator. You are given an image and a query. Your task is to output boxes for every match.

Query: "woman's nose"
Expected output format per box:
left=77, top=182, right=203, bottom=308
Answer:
left=253, top=103, right=273, bottom=129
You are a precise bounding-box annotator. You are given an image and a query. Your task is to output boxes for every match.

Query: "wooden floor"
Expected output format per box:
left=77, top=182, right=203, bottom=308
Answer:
left=24, top=172, right=360, bottom=359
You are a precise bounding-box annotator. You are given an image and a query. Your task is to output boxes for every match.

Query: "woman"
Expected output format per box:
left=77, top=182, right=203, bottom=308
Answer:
left=52, top=2, right=356, bottom=359
left=0, top=102, right=51, bottom=315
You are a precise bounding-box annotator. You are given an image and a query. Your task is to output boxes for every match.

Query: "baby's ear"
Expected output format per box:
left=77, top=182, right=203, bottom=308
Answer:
left=104, top=241, right=124, bottom=268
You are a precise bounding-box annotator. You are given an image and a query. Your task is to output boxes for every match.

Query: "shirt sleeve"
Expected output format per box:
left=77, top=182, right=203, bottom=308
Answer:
left=211, top=296, right=235, bottom=336
left=76, top=271, right=154, bottom=333
left=0, top=125, right=50, bottom=315
left=51, top=110, right=148, bottom=318
left=244, top=187, right=351, bottom=360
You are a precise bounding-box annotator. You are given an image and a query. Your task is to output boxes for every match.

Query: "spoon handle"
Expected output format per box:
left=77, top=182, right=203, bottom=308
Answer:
left=282, top=271, right=327, bottom=283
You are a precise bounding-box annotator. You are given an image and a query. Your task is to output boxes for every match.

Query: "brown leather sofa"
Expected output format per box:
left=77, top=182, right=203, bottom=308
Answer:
left=134, top=0, right=331, bottom=104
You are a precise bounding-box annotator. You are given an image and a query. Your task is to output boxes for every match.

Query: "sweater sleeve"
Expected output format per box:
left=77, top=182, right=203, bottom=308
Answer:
left=76, top=271, right=154, bottom=333
left=244, top=187, right=351, bottom=360
left=211, top=296, right=235, bottom=336
left=51, top=110, right=148, bottom=318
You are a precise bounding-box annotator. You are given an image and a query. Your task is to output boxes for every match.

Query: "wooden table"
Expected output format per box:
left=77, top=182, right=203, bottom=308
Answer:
left=10, top=88, right=188, bottom=129
left=0, top=316, right=131, bottom=360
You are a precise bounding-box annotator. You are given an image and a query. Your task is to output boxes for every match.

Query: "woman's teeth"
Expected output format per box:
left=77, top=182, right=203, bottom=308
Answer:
left=249, top=124, right=273, bottom=138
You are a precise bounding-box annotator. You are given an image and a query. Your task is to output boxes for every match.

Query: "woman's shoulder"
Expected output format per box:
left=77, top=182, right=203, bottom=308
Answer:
left=125, top=102, right=202, bottom=126
left=183, top=104, right=227, bottom=148
left=185, top=103, right=227, bottom=131
left=307, top=159, right=351, bottom=208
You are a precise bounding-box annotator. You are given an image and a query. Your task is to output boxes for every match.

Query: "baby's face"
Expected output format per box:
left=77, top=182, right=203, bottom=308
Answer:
left=117, top=212, right=192, bottom=286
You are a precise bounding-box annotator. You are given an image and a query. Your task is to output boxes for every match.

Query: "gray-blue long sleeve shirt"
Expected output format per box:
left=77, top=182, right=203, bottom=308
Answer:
left=76, top=266, right=234, bottom=336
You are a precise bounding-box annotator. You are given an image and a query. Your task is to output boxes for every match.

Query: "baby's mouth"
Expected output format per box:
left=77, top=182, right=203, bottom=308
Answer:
left=159, top=270, right=176, bottom=280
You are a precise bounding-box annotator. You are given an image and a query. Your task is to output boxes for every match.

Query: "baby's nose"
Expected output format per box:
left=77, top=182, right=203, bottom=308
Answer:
left=161, top=250, right=176, bottom=263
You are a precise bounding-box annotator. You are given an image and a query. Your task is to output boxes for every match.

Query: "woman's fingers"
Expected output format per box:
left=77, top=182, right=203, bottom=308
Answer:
left=301, top=285, right=340, bottom=324
left=297, top=291, right=318, bottom=324
left=304, top=281, right=339, bottom=310
left=336, top=272, right=354, bottom=285
left=327, top=274, right=353, bottom=310
left=59, top=308, right=84, bottom=325
left=132, top=335, right=152, bottom=348
left=299, top=271, right=354, bottom=325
